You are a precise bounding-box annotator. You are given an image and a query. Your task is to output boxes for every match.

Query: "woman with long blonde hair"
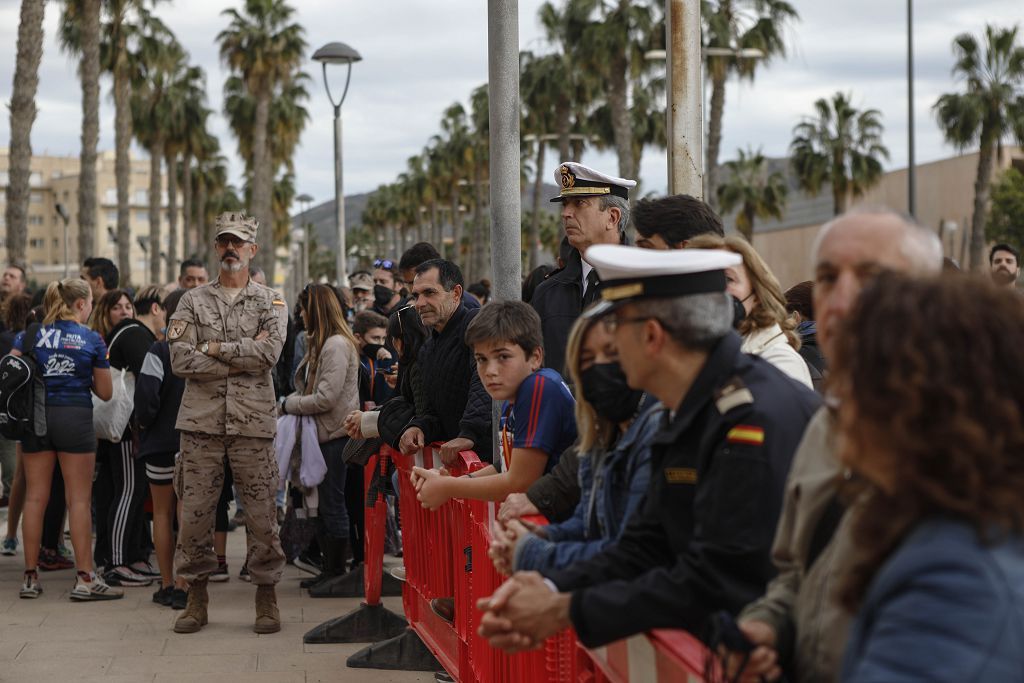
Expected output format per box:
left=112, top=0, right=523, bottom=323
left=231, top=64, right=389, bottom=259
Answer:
left=13, top=279, right=120, bottom=601
left=279, top=285, right=361, bottom=590
left=688, top=234, right=812, bottom=387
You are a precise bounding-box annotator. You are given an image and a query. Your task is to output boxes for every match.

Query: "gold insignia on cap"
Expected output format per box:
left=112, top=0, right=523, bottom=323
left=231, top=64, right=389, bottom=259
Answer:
left=167, top=319, right=188, bottom=341
left=601, top=282, right=644, bottom=301
left=560, top=165, right=575, bottom=190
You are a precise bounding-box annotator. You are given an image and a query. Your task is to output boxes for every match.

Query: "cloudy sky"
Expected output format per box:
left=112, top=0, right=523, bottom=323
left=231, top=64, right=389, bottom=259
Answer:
left=1, top=0, right=1021, bottom=208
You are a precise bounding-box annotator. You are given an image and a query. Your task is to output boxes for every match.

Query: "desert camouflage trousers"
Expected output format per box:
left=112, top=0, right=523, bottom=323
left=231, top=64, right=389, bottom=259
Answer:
left=174, top=431, right=285, bottom=585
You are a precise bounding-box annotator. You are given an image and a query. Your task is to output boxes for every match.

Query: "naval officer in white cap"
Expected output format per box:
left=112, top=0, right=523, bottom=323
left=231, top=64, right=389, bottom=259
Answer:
left=529, top=162, right=636, bottom=375
left=479, top=245, right=821, bottom=651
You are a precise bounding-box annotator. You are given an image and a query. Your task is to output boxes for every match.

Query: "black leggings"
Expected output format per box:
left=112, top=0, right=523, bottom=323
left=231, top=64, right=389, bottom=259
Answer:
left=41, top=464, right=65, bottom=549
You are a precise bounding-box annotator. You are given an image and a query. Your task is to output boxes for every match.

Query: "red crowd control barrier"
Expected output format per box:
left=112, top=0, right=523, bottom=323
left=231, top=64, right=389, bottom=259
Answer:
left=378, top=442, right=713, bottom=683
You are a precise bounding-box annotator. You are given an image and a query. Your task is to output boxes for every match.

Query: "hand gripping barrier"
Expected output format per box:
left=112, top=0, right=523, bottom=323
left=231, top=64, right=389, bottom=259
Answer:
left=345, top=441, right=714, bottom=682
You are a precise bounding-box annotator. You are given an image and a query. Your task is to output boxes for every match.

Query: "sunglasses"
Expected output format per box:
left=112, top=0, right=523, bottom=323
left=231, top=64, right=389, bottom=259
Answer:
left=396, top=303, right=417, bottom=335
left=215, top=235, right=251, bottom=249
left=374, top=259, right=395, bottom=271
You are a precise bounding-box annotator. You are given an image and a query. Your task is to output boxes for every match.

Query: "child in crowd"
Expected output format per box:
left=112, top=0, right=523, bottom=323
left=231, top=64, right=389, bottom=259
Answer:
left=411, top=301, right=576, bottom=509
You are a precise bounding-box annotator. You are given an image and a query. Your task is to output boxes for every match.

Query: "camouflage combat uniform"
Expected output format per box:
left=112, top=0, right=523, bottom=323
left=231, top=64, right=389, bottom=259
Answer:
left=168, top=278, right=288, bottom=585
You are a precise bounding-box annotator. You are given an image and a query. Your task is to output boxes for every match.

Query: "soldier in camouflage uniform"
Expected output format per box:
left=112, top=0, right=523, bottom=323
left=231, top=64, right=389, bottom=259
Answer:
left=167, top=212, right=288, bottom=634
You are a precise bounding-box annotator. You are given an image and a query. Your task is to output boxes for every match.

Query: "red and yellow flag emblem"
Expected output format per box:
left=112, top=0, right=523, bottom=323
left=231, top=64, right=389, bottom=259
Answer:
left=727, top=425, right=765, bottom=445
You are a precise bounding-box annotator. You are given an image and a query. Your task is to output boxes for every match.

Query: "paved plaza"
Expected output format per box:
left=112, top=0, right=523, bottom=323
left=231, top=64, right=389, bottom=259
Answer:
left=0, top=509, right=432, bottom=683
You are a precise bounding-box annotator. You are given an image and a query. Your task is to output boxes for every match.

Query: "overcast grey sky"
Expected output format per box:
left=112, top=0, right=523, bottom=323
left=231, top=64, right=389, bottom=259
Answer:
left=1, top=0, right=1022, bottom=207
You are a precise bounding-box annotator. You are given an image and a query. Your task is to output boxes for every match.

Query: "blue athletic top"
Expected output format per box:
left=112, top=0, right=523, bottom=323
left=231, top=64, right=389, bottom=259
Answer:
left=15, top=320, right=109, bottom=408
left=501, top=367, right=577, bottom=474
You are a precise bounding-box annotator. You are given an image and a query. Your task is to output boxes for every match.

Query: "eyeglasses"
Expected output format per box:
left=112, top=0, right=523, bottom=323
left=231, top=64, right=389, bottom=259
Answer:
left=374, top=259, right=395, bottom=271
left=396, top=303, right=417, bottom=335
left=215, top=236, right=251, bottom=249
left=599, top=315, right=658, bottom=334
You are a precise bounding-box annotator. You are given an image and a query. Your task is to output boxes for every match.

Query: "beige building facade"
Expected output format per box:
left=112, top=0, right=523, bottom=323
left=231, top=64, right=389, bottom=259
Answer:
left=0, top=148, right=184, bottom=286
left=739, top=146, right=1024, bottom=289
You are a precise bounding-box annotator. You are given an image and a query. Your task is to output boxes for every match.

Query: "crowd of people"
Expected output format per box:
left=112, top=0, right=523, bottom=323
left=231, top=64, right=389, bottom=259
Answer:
left=0, top=158, right=1022, bottom=681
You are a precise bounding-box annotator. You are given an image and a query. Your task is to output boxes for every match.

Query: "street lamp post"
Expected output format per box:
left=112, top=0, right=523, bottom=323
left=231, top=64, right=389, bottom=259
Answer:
left=312, top=42, right=361, bottom=286
left=907, top=0, right=916, bottom=217
left=55, top=203, right=70, bottom=278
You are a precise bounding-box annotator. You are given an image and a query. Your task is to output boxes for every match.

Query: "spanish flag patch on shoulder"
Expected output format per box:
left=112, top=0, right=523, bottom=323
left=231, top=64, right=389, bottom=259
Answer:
left=727, top=425, right=765, bottom=445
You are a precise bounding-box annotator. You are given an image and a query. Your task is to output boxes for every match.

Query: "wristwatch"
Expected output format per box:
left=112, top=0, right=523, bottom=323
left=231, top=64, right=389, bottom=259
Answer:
left=200, top=341, right=210, bottom=355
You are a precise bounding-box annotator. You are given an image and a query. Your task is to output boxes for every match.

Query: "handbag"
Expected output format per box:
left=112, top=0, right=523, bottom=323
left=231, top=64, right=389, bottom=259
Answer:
left=92, top=326, right=136, bottom=442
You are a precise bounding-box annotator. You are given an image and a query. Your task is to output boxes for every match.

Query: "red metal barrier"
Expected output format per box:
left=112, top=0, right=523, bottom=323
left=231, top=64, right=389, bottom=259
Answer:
left=390, top=442, right=714, bottom=683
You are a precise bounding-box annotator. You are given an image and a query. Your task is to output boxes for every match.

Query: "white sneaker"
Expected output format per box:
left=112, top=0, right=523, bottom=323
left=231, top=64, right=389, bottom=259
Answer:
left=70, top=573, right=124, bottom=602
left=19, top=571, right=41, bottom=599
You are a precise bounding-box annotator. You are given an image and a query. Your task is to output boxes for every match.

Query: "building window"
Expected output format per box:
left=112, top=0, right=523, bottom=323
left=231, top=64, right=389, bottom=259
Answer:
left=104, top=189, right=116, bottom=204
left=29, top=172, right=42, bottom=187
left=53, top=238, right=60, bottom=249
left=0, top=172, right=9, bottom=186
left=136, top=210, right=149, bottom=223
left=106, top=210, right=118, bottom=223
left=29, top=192, right=43, bottom=204
left=134, top=190, right=147, bottom=205
left=28, top=215, right=44, bottom=225
left=29, top=238, right=45, bottom=249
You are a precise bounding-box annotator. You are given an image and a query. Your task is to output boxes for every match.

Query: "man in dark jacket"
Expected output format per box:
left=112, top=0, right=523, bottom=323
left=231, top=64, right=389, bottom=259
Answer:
left=478, top=245, right=820, bottom=650
left=531, top=162, right=635, bottom=375
left=398, top=258, right=492, bottom=464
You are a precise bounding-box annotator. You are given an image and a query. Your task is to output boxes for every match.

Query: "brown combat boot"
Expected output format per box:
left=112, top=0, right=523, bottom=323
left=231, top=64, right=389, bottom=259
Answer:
left=254, top=584, right=281, bottom=634
left=173, top=578, right=209, bottom=634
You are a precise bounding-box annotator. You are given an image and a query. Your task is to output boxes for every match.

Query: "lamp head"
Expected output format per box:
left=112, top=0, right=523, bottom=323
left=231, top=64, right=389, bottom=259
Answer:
left=313, top=42, right=362, bottom=65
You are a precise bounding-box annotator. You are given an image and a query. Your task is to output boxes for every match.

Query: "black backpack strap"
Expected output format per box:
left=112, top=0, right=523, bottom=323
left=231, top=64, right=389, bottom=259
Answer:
left=805, top=493, right=845, bottom=570
left=22, top=323, right=41, bottom=363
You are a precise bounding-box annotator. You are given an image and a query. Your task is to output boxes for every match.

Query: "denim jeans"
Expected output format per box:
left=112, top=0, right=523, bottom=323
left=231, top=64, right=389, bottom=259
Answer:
left=318, top=437, right=350, bottom=539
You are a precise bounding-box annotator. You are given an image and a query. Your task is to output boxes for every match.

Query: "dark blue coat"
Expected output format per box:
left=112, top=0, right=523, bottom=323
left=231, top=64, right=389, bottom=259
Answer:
left=841, top=518, right=1024, bottom=682
left=514, top=400, right=663, bottom=575
left=547, top=332, right=821, bottom=647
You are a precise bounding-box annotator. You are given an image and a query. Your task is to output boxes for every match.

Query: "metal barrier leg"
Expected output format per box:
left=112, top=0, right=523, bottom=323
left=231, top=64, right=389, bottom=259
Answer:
left=347, top=628, right=442, bottom=672
left=303, top=450, right=407, bottom=644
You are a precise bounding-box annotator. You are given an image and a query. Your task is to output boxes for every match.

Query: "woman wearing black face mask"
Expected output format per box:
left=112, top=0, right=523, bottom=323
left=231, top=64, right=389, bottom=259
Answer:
left=488, top=316, right=665, bottom=578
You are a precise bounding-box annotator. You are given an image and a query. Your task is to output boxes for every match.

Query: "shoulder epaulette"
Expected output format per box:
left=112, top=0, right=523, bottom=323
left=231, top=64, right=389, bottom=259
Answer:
left=714, top=376, right=754, bottom=414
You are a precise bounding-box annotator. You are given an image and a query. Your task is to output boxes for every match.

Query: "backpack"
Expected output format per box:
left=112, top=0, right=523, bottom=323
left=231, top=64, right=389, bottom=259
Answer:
left=0, top=323, right=45, bottom=440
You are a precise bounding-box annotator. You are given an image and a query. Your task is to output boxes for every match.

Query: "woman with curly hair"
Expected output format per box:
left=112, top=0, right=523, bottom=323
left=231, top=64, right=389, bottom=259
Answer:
left=832, top=273, right=1024, bottom=681
left=688, top=234, right=812, bottom=387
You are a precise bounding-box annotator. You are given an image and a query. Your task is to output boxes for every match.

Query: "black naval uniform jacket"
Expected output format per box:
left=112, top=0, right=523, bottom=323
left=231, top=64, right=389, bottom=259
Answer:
left=530, top=249, right=585, bottom=375
left=545, top=332, right=821, bottom=648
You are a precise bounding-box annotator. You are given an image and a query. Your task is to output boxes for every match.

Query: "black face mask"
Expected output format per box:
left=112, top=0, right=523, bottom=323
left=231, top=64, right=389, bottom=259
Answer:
left=580, top=362, right=644, bottom=423
left=363, top=342, right=384, bottom=359
left=373, top=284, right=394, bottom=308
left=730, top=293, right=748, bottom=330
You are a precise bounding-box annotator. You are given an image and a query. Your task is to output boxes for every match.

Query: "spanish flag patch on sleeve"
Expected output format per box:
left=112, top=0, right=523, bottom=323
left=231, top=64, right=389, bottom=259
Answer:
left=727, top=425, right=765, bottom=445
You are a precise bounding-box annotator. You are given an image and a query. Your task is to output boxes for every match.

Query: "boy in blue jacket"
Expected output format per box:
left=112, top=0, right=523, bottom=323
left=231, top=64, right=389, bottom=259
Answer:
left=411, top=301, right=576, bottom=509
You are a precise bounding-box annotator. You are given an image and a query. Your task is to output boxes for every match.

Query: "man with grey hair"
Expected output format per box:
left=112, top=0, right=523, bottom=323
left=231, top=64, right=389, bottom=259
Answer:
left=478, top=245, right=820, bottom=651
left=726, top=208, right=942, bottom=683
left=530, top=162, right=635, bottom=374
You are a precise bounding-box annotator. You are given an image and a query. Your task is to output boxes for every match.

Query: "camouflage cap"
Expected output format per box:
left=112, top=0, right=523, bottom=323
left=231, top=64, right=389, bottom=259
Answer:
left=215, top=212, right=259, bottom=243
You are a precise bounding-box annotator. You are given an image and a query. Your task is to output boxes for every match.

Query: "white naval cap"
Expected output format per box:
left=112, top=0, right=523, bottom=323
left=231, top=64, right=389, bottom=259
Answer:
left=581, top=244, right=741, bottom=317
left=550, top=161, right=637, bottom=202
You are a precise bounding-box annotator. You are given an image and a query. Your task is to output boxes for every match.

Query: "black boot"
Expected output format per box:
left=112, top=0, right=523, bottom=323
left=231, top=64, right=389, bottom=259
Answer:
left=300, top=532, right=330, bottom=589
left=302, top=537, right=348, bottom=589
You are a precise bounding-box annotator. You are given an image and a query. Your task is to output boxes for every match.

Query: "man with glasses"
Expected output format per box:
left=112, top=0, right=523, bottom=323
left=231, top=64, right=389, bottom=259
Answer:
left=478, top=245, right=819, bottom=651
left=371, top=258, right=408, bottom=317
left=167, top=212, right=288, bottom=635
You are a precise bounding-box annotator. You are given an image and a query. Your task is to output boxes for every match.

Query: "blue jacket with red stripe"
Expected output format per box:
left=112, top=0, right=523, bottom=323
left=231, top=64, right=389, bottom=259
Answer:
left=500, top=367, right=576, bottom=474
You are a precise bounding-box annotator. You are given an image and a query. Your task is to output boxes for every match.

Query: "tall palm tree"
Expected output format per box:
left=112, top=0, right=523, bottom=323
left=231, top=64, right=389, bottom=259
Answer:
left=790, top=92, right=889, bottom=216
left=59, top=0, right=102, bottom=266
left=717, top=147, right=787, bottom=240
left=5, top=0, right=46, bottom=265
left=934, top=25, right=1024, bottom=270
left=131, top=27, right=183, bottom=284
left=468, top=84, right=491, bottom=281
left=521, top=52, right=561, bottom=271
left=703, top=0, right=798, bottom=209
left=218, top=0, right=307, bottom=282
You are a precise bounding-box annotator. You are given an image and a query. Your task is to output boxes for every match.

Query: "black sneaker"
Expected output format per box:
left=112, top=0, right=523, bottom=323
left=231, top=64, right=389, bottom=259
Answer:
left=103, top=565, right=153, bottom=587
left=209, top=562, right=229, bottom=583
left=293, top=553, right=321, bottom=576
left=152, top=585, right=173, bottom=606
left=239, top=564, right=251, bottom=582
left=169, top=587, right=188, bottom=610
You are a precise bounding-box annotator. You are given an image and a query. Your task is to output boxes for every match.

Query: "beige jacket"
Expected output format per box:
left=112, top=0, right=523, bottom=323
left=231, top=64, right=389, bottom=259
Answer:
left=284, top=334, right=359, bottom=443
left=743, top=323, right=813, bottom=388
left=169, top=280, right=287, bottom=439
left=739, top=407, right=855, bottom=683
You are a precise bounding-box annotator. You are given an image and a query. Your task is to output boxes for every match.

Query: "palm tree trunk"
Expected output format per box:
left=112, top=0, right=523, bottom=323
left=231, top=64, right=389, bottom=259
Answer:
left=77, top=0, right=101, bottom=267
left=742, top=205, right=756, bottom=242
left=970, top=137, right=997, bottom=271
left=705, top=70, right=727, bottom=210
left=473, top=161, right=488, bottom=280
left=451, top=195, right=464, bottom=264
left=181, top=155, right=192, bottom=258
left=195, top=175, right=208, bottom=270
left=165, top=151, right=177, bottom=282
left=606, top=55, right=634, bottom=181
left=4, top=0, right=45, bottom=266
left=114, top=52, right=133, bottom=286
left=529, top=140, right=546, bottom=271
left=429, top=202, right=441, bottom=251
left=251, top=90, right=274, bottom=281
left=148, top=141, right=163, bottom=284
left=555, top=97, right=571, bottom=163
